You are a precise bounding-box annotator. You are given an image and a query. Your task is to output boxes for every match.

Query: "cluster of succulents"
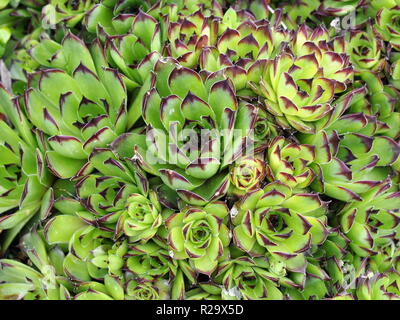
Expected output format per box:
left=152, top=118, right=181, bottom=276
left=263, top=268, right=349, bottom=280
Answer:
left=0, top=0, right=399, bottom=301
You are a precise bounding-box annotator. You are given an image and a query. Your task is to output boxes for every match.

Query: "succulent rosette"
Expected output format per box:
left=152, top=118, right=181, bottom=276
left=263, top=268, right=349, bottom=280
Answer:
left=286, top=230, right=382, bottom=300
left=338, top=181, right=400, bottom=257
left=165, top=201, right=231, bottom=275
left=43, top=146, right=154, bottom=241
left=75, top=254, right=191, bottom=300
left=124, top=278, right=170, bottom=300
left=253, top=106, right=280, bottom=151
left=355, top=271, right=400, bottom=300
left=285, top=259, right=333, bottom=300
left=165, top=9, right=211, bottom=69
left=375, top=6, right=400, bottom=51
left=44, top=212, right=128, bottom=282
left=95, top=10, right=163, bottom=90
left=231, top=181, right=329, bottom=276
left=115, top=192, right=162, bottom=242
left=83, top=0, right=140, bottom=35
left=299, top=87, right=400, bottom=202
left=229, top=156, right=266, bottom=196
left=215, top=256, right=284, bottom=300
left=316, top=229, right=375, bottom=297
left=215, top=252, right=306, bottom=300
left=125, top=240, right=200, bottom=300
left=126, top=241, right=177, bottom=280
left=165, top=4, right=276, bottom=70
left=344, top=23, right=385, bottom=73
left=313, top=135, right=398, bottom=201
left=87, top=7, right=170, bottom=125
left=248, top=24, right=353, bottom=133
left=313, top=229, right=358, bottom=294
left=265, top=136, right=316, bottom=190
left=42, top=154, right=160, bottom=283
left=70, top=227, right=128, bottom=279
left=348, top=74, right=400, bottom=139
left=124, top=58, right=257, bottom=205
left=0, top=86, right=52, bottom=253
left=369, top=245, right=400, bottom=274
left=0, top=231, right=71, bottom=300
left=302, top=125, right=400, bottom=201
left=200, top=9, right=289, bottom=72
left=365, top=0, right=400, bottom=19
left=19, top=34, right=131, bottom=179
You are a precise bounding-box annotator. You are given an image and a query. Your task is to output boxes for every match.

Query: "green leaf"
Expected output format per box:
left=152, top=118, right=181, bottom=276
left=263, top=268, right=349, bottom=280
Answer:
left=48, top=136, right=86, bottom=160
left=63, top=254, right=91, bottom=282
left=45, top=215, right=86, bottom=245
left=169, top=67, right=207, bottom=100
left=85, top=4, right=114, bottom=34
left=62, top=32, right=96, bottom=74
left=45, top=151, right=86, bottom=179
left=209, top=80, right=237, bottom=124
left=132, top=10, right=158, bottom=49
left=282, top=193, right=322, bottom=213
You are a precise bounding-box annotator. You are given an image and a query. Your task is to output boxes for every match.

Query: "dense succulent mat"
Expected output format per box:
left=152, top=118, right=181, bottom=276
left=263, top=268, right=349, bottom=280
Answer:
left=0, top=0, right=399, bottom=300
